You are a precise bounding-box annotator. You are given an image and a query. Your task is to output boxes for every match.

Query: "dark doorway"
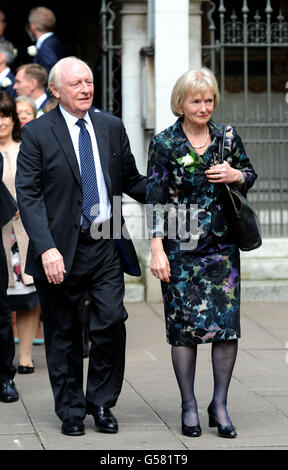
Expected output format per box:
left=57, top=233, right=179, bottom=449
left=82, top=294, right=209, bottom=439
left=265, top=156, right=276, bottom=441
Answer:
left=1, top=0, right=103, bottom=107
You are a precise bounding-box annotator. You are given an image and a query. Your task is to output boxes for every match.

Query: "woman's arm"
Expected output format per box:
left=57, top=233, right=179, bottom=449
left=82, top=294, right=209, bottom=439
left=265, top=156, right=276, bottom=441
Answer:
left=146, top=136, right=171, bottom=283
left=150, top=237, right=171, bottom=283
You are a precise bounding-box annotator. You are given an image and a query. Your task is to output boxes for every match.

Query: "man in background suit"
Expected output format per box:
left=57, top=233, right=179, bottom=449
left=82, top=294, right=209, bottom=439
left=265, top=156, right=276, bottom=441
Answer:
left=14, top=63, right=49, bottom=114
left=16, top=57, right=146, bottom=436
left=28, top=7, right=66, bottom=74
left=0, top=153, right=18, bottom=403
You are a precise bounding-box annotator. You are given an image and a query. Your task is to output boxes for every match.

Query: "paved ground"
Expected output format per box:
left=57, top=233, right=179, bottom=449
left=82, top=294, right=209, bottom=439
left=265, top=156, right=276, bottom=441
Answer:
left=1, top=301, right=288, bottom=452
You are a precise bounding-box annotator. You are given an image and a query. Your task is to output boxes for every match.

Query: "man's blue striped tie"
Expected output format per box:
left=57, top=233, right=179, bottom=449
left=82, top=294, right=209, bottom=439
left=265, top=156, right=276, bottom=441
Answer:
left=76, top=119, right=100, bottom=229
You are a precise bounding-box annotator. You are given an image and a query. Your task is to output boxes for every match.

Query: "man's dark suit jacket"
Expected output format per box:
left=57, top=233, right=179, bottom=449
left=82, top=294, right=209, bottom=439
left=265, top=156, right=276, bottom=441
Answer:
left=16, top=106, right=146, bottom=280
left=33, top=35, right=66, bottom=73
left=0, top=153, right=17, bottom=228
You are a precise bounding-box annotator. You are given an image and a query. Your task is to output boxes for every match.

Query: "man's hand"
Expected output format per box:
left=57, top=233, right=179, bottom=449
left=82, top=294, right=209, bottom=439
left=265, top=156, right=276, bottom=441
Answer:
left=41, top=248, right=66, bottom=284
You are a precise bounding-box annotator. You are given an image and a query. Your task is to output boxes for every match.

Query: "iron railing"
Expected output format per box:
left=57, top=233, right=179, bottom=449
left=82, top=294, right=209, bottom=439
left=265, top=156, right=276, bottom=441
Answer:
left=99, top=0, right=121, bottom=115
left=203, top=0, right=288, bottom=236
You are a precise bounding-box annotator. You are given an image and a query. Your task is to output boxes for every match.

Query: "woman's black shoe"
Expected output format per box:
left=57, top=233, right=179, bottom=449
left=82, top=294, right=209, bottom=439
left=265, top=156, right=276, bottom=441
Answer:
left=18, top=363, right=35, bottom=374
left=207, top=405, right=237, bottom=438
left=182, top=421, right=202, bottom=437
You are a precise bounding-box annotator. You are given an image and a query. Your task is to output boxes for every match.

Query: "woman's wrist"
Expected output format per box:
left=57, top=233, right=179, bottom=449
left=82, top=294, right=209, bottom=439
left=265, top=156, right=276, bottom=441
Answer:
left=235, top=170, right=245, bottom=185
left=150, top=237, right=164, bottom=254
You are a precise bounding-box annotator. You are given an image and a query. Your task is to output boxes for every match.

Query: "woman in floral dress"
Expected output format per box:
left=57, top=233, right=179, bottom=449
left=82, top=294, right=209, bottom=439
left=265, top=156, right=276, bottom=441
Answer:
left=146, top=68, right=257, bottom=438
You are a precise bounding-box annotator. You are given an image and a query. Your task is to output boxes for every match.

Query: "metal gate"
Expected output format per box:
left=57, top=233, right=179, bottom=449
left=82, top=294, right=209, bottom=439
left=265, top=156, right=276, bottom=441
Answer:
left=202, top=0, right=288, bottom=236
left=99, top=0, right=121, bottom=116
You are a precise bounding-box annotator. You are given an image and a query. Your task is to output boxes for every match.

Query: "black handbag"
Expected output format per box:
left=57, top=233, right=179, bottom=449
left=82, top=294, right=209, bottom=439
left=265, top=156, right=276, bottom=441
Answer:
left=219, top=126, right=262, bottom=251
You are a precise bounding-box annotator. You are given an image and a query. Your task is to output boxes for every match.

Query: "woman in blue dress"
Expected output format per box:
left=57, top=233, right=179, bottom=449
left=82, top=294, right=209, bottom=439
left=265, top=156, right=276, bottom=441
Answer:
left=146, top=67, right=257, bottom=438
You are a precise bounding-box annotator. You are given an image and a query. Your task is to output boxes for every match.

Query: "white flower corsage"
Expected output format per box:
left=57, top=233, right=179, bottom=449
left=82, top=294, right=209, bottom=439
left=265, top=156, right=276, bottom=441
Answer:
left=1, top=77, right=12, bottom=88
left=177, top=151, right=206, bottom=173
left=27, top=45, right=37, bottom=57
left=181, top=154, right=195, bottom=167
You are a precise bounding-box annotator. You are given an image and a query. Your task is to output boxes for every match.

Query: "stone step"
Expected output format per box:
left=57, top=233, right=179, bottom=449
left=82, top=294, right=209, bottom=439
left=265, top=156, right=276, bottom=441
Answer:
left=137, top=238, right=288, bottom=302
left=241, top=280, right=288, bottom=302
left=240, top=238, right=288, bottom=259
left=241, top=257, right=288, bottom=280
left=124, top=280, right=145, bottom=303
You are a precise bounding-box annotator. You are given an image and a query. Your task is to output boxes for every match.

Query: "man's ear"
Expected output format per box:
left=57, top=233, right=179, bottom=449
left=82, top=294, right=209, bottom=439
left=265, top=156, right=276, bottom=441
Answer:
left=49, top=83, right=60, bottom=99
left=30, top=77, right=39, bottom=92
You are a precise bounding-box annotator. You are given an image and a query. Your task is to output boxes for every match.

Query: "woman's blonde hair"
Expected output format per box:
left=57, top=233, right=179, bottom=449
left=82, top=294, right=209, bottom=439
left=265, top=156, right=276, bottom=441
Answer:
left=170, top=67, right=220, bottom=117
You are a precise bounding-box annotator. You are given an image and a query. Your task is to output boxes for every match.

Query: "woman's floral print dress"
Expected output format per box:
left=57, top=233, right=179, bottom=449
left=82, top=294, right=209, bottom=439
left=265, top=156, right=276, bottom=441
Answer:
left=146, top=118, right=257, bottom=346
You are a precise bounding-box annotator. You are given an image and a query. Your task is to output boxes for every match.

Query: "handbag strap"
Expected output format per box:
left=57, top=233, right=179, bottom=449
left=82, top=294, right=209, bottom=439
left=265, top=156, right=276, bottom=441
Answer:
left=219, top=124, right=226, bottom=164
left=218, top=124, right=240, bottom=214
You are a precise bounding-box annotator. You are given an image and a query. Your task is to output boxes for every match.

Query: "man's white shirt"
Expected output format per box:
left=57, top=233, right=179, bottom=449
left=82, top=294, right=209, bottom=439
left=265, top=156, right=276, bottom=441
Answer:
left=59, top=105, right=111, bottom=225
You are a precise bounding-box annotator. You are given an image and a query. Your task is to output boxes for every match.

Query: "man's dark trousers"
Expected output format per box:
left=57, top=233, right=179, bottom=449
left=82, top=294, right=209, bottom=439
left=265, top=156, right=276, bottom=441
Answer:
left=34, top=233, right=127, bottom=421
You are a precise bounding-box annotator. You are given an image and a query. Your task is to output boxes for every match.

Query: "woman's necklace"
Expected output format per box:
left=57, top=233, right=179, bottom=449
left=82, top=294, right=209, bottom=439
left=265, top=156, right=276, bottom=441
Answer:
left=184, top=126, right=209, bottom=149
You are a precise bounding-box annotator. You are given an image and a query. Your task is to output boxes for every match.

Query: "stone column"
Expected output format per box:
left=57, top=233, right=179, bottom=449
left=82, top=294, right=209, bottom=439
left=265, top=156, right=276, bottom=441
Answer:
left=154, top=0, right=190, bottom=134
left=117, top=0, right=147, bottom=174
left=116, top=1, right=147, bottom=301
left=189, top=0, right=210, bottom=68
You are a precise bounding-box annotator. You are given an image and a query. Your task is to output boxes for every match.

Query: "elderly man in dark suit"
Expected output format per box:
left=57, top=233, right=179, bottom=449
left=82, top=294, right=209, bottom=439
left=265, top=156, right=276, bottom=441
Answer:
left=28, top=7, right=66, bottom=74
left=16, top=57, right=146, bottom=436
left=0, top=153, right=18, bottom=403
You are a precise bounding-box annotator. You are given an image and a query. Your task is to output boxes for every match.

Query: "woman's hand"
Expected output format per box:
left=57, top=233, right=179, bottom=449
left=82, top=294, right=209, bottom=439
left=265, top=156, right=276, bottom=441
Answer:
left=150, top=238, right=171, bottom=283
left=205, top=161, right=242, bottom=184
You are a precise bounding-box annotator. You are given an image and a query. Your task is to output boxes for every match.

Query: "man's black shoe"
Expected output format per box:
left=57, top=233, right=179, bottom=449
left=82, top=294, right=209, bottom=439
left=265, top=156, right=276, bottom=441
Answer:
left=92, top=406, right=118, bottom=433
left=61, top=416, right=85, bottom=436
left=0, top=379, right=19, bottom=403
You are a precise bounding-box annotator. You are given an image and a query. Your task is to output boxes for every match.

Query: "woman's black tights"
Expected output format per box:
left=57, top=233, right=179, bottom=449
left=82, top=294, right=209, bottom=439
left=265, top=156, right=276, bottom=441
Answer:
left=210, top=339, right=238, bottom=426
left=171, top=345, right=199, bottom=427
left=171, top=339, right=238, bottom=427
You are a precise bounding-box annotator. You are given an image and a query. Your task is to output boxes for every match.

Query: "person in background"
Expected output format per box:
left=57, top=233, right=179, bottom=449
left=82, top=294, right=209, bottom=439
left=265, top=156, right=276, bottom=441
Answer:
left=0, top=41, right=16, bottom=97
left=0, top=10, right=7, bottom=42
left=13, top=64, right=48, bottom=115
left=27, top=7, right=66, bottom=74
left=15, top=95, right=37, bottom=127
left=0, top=151, right=19, bottom=402
left=14, top=94, right=44, bottom=346
left=43, top=96, right=58, bottom=113
left=146, top=67, right=257, bottom=439
left=0, top=91, right=39, bottom=375
left=12, top=22, right=36, bottom=70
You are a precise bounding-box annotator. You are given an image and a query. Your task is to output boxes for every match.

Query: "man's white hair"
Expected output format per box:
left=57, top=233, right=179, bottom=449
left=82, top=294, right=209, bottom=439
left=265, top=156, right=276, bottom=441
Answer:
left=48, top=57, right=93, bottom=90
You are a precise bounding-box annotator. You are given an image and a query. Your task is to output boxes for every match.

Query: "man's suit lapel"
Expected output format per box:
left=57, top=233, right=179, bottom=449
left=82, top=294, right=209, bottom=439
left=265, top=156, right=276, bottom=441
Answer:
left=48, top=107, right=113, bottom=197
left=49, top=107, right=82, bottom=189
left=89, top=109, right=113, bottom=199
